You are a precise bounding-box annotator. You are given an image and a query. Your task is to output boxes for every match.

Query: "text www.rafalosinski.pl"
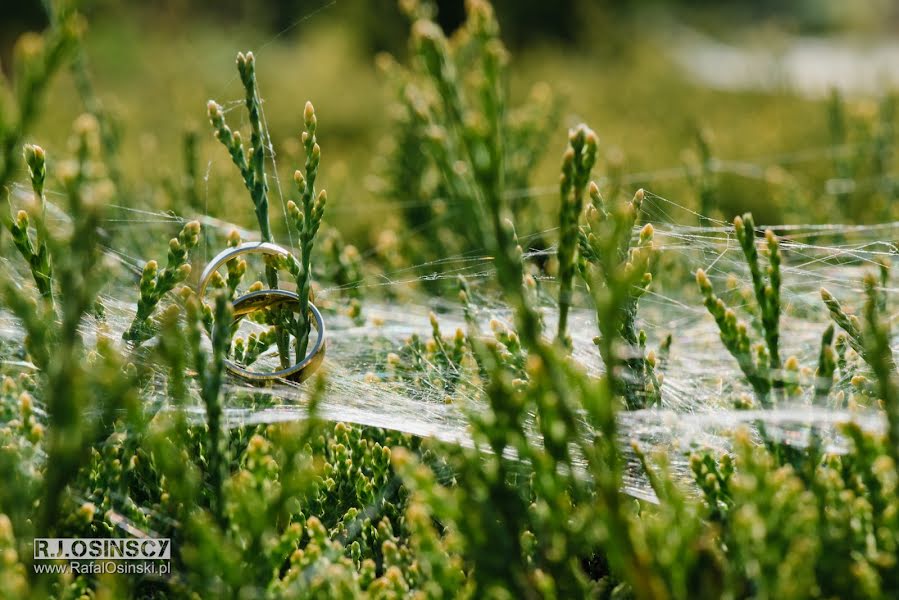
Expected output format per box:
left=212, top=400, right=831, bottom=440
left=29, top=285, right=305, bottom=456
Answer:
left=33, top=538, right=171, bottom=576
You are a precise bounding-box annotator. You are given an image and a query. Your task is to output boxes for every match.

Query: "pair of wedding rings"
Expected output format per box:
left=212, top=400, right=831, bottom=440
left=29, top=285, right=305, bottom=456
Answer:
left=197, top=241, right=326, bottom=383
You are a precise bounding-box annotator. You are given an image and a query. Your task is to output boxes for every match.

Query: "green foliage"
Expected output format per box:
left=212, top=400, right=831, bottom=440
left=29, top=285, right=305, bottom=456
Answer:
left=579, top=186, right=658, bottom=408
left=122, top=220, right=200, bottom=344
left=684, top=126, right=717, bottom=225
left=4, top=1, right=899, bottom=599
left=286, top=101, right=327, bottom=359
left=374, top=0, right=557, bottom=269
left=690, top=423, right=899, bottom=599
left=187, top=292, right=233, bottom=522
left=860, top=272, right=899, bottom=468
left=821, top=260, right=893, bottom=376
left=815, top=323, right=836, bottom=403
left=0, top=6, right=81, bottom=192
left=556, top=124, right=597, bottom=346
left=209, top=53, right=332, bottom=368
left=4, top=144, right=53, bottom=304
left=827, top=90, right=898, bottom=221
left=208, top=53, right=273, bottom=244
left=0, top=5, right=82, bottom=312
left=381, top=311, right=478, bottom=402
left=208, top=51, right=297, bottom=368
left=696, top=213, right=784, bottom=407
left=0, top=111, right=142, bottom=600
left=320, top=226, right=366, bottom=324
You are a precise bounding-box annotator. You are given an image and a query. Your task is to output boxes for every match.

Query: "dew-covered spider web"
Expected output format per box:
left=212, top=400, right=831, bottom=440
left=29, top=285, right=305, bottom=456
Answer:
left=3, top=134, right=898, bottom=505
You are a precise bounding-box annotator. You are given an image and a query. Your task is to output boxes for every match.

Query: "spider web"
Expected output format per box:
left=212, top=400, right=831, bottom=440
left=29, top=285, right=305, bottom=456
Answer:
left=2, top=144, right=896, bottom=504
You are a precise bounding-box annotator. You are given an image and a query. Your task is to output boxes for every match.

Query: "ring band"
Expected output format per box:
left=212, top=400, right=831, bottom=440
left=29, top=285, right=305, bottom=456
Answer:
left=197, top=241, right=326, bottom=383
left=198, top=241, right=293, bottom=298
left=230, top=289, right=326, bottom=383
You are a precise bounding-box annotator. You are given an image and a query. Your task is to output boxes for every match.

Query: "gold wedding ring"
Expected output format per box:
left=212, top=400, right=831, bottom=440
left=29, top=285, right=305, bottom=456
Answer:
left=198, top=241, right=326, bottom=383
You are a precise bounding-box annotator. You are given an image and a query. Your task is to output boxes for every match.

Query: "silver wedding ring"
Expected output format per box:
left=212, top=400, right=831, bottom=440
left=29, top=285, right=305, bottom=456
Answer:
left=198, top=241, right=326, bottom=383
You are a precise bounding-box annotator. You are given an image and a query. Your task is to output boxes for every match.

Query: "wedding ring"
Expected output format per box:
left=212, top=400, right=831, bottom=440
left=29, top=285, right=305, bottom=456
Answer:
left=197, top=242, right=326, bottom=383
left=197, top=241, right=293, bottom=298
left=229, top=289, right=326, bottom=383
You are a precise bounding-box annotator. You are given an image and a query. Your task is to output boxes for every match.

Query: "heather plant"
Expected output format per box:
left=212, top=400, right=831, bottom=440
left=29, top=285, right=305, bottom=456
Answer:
left=0, top=6, right=80, bottom=193
left=578, top=185, right=659, bottom=408
left=683, top=126, right=717, bottom=225
left=543, top=118, right=663, bottom=410
left=0, top=113, right=143, bottom=600
left=381, top=310, right=481, bottom=402
left=4, top=1, right=899, bottom=599
left=684, top=274, right=898, bottom=596
left=5, top=144, right=53, bottom=304
left=122, top=219, right=200, bottom=344
left=285, top=104, right=328, bottom=358
left=1, top=7, right=81, bottom=309
left=696, top=213, right=785, bottom=407
left=319, top=225, right=366, bottom=324
left=373, top=0, right=558, bottom=271
left=820, top=259, right=894, bottom=380
left=372, top=24, right=672, bottom=583
left=207, top=51, right=292, bottom=367
left=378, top=110, right=716, bottom=596
left=827, top=89, right=899, bottom=221
left=207, top=53, right=274, bottom=244
left=686, top=244, right=899, bottom=595
left=224, top=228, right=248, bottom=298
left=208, top=52, right=330, bottom=366
left=555, top=124, right=597, bottom=346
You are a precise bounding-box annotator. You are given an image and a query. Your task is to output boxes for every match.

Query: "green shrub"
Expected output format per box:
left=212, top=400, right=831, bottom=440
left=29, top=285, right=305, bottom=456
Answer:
left=1, top=1, right=899, bottom=599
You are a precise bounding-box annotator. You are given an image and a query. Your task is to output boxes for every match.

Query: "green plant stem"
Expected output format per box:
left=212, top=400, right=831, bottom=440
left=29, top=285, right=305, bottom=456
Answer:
left=556, top=125, right=596, bottom=346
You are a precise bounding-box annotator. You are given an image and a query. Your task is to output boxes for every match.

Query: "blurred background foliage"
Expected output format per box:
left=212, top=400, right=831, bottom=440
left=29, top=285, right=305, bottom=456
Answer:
left=3, top=0, right=899, bottom=247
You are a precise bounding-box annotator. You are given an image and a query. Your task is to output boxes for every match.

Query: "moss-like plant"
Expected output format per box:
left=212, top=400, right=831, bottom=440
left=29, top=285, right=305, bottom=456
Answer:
left=375, top=0, right=557, bottom=272
left=4, top=145, right=53, bottom=304
left=123, top=220, right=200, bottom=344
left=821, top=259, right=893, bottom=375
left=556, top=124, right=597, bottom=346
left=285, top=101, right=327, bottom=359
left=0, top=7, right=80, bottom=192
left=207, top=53, right=273, bottom=243
left=860, top=271, right=899, bottom=467
left=578, top=185, right=659, bottom=408
left=0, top=115, right=139, bottom=551
left=0, top=6, right=81, bottom=305
left=696, top=213, right=783, bottom=406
